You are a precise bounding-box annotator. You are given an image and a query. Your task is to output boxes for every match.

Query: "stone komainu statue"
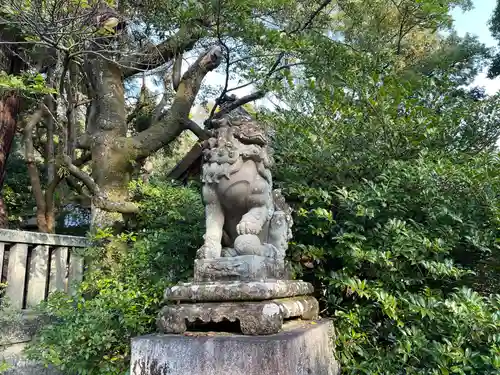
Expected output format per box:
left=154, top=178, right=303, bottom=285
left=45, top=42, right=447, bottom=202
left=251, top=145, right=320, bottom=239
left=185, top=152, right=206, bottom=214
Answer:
left=196, top=105, right=292, bottom=261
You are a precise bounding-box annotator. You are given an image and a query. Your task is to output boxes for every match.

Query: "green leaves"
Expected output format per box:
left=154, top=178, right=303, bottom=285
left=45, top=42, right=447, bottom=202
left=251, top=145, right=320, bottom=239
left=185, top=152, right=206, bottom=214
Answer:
left=25, top=182, right=204, bottom=374
left=277, top=143, right=500, bottom=374
left=0, top=71, right=56, bottom=96
left=269, top=34, right=500, bottom=372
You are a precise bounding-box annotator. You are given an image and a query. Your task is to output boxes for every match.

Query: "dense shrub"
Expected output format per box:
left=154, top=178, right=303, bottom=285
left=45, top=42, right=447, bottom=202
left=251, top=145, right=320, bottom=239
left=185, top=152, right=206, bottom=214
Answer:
left=25, top=181, right=204, bottom=375
left=269, top=72, right=500, bottom=373
left=281, top=155, right=500, bottom=374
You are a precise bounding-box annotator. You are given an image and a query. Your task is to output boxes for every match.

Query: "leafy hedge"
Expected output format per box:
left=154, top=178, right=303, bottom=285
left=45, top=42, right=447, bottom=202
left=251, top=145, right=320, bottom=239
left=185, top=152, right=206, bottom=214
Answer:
left=269, top=68, right=500, bottom=373
left=282, top=156, right=500, bottom=374
left=25, top=181, right=204, bottom=375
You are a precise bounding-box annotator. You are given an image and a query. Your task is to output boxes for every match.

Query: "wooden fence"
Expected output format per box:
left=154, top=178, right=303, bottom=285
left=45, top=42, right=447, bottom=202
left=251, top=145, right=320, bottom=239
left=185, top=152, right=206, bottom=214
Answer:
left=0, top=229, right=89, bottom=310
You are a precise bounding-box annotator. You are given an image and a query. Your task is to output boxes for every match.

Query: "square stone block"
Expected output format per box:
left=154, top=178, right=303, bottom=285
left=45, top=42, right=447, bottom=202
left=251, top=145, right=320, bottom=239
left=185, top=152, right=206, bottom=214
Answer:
left=131, top=319, right=340, bottom=375
left=165, top=280, right=314, bottom=302
left=194, top=255, right=287, bottom=282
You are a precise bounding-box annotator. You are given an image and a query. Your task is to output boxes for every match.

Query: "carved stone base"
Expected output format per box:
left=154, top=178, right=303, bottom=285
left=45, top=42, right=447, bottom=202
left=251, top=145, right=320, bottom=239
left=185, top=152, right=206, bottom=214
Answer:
left=157, top=296, right=319, bottom=335
left=165, top=279, right=314, bottom=302
left=194, top=255, right=287, bottom=282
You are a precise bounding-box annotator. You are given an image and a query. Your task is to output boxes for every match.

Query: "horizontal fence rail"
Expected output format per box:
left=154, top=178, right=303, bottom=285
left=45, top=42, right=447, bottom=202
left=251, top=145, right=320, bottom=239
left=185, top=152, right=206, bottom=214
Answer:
left=0, top=229, right=90, bottom=310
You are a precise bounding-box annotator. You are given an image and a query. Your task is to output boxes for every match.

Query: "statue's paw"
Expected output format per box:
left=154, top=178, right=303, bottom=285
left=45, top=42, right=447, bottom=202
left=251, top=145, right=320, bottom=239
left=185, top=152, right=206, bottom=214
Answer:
left=195, top=246, right=207, bottom=259
left=236, top=220, right=262, bottom=235
left=196, top=245, right=221, bottom=259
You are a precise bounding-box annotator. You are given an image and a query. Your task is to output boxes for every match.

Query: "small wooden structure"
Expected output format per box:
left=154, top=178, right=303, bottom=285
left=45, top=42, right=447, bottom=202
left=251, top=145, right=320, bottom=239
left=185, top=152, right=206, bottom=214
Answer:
left=167, top=143, right=204, bottom=183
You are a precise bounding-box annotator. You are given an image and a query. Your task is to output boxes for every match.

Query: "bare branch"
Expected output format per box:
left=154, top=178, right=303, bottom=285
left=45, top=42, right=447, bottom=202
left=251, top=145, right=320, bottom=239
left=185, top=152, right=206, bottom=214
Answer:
left=290, top=0, right=333, bottom=33
left=208, top=51, right=287, bottom=121
left=213, top=91, right=266, bottom=119
left=211, top=0, right=231, bottom=117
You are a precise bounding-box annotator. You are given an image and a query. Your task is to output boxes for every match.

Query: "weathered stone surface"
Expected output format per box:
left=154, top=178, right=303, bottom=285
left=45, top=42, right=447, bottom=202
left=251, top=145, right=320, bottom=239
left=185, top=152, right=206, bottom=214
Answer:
left=196, top=107, right=293, bottom=260
left=0, top=228, right=89, bottom=247
left=157, top=296, right=319, bottom=335
left=0, top=312, right=61, bottom=375
left=165, top=279, right=314, bottom=302
left=131, top=319, right=340, bottom=375
left=0, top=311, right=45, bottom=346
left=194, top=254, right=288, bottom=282
left=1, top=342, right=62, bottom=375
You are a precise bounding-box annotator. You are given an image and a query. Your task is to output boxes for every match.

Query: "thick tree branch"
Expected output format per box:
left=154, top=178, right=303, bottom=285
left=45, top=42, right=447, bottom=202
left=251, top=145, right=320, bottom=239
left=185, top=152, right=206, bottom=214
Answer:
left=76, top=133, right=91, bottom=149
left=62, top=155, right=139, bottom=214
left=184, top=119, right=209, bottom=140
left=121, top=22, right=209, bottom=78
left=93, top=198, right=139, bottom=214
left=62, top=155, right=98, bottom=194
left=65, top=175, right=91, bottom=200
left=130, top=45, right=223, bottom=159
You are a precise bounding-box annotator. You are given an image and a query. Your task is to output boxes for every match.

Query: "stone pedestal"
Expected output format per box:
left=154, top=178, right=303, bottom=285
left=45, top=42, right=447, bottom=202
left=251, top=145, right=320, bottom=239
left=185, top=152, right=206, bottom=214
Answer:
left=158, top=295, right=318, bottom=335
left=158, top=257, right=319, bottom=335
left=165, top=279, right=314, bottom=302
left=131, top=320, right=340, bottom=375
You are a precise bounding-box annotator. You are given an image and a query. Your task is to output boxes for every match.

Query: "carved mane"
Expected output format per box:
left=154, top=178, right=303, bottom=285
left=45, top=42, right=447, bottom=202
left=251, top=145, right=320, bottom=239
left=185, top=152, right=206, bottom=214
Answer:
left=168, top=108, right=272, bottom=184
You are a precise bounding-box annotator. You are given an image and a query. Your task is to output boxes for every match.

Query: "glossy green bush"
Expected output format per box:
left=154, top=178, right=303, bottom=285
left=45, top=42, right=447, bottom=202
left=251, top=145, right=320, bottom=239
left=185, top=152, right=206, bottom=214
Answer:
left=286, top=157, right=500, bottom=374
left=25, top=181, right=204, bottom=375
left=270, top=73, right=500, bottom=373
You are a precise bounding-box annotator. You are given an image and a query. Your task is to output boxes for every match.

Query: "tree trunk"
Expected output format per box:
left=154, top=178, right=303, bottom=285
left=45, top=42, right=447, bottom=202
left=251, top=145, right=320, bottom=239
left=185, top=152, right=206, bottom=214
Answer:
left=24, top=108, right=50, bottom=232
left=59, top=43, right=222, bottom=234
left=0, top=194, right=8, bottom=228
left=0, top=93, right=21, bottom=228
left=0, top=27, right=27, bottom=228
left=86, top=56, right=132, bottom=232
left=90, top=139, right=132, bottom=232
left=0, top=94, right=19, bottom=186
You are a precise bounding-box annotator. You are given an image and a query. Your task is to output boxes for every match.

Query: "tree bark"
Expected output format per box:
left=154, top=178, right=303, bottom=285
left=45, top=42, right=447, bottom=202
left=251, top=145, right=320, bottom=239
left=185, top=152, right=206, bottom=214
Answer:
left=0, top=94, right=20, bottom=186
left=84, top=53, right=133, bottom=232
left=72, top=45, right=223, bottom=232
left=24, top=108, right=50, bottom=232
left=0, top=93, right=21, bottom=227
left=0, top=26, right=26, bottom=228
left=0, top=194, right=8, bottom=228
